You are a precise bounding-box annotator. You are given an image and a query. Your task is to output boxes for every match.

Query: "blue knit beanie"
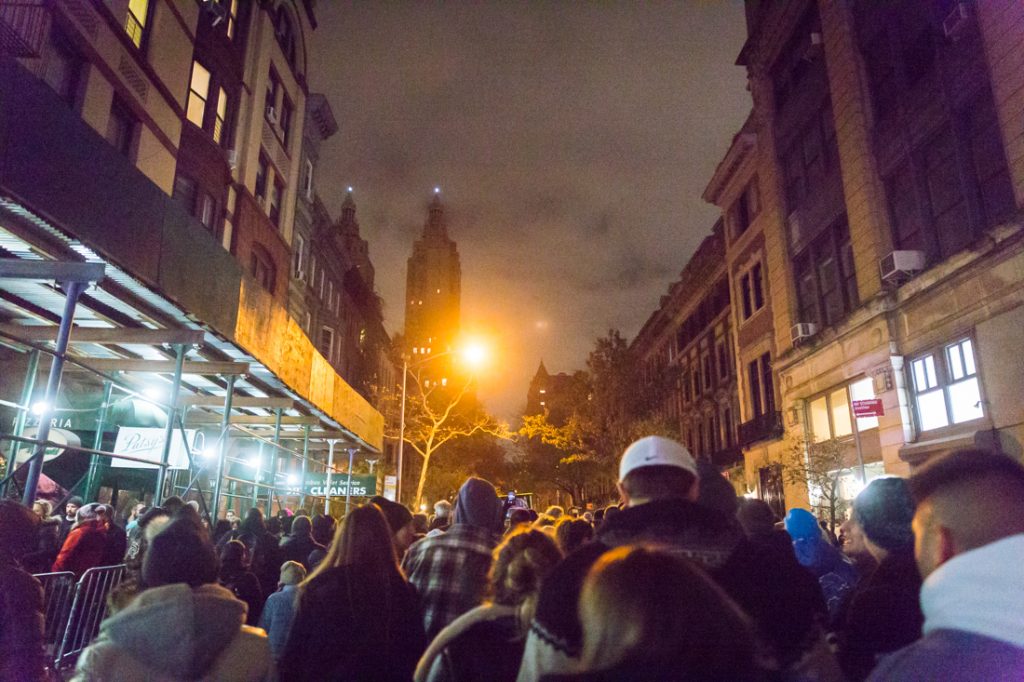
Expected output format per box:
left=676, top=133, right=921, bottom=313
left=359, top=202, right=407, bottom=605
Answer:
left=853, top=477, right=915, bottom=551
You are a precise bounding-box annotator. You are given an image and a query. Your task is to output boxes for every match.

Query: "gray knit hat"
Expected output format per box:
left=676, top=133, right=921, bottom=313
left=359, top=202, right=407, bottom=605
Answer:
left=853, top=477, right=916, bottom=551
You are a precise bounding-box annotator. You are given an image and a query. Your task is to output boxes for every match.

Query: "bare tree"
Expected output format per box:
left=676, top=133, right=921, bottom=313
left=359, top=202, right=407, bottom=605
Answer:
left=781, top=433, right=855, bottom=534
left=382, top=368, right=508, bottom=508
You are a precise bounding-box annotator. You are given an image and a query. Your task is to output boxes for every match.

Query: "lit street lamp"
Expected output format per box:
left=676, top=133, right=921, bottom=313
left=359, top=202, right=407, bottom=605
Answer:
left=395, top=339, right=488, bottom=505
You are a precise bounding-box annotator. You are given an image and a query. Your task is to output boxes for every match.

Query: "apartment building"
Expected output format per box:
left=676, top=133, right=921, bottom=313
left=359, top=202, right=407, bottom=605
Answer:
left=702, top=0, right=1024, bottom=513
left=0, top=1, right=382, bottom=515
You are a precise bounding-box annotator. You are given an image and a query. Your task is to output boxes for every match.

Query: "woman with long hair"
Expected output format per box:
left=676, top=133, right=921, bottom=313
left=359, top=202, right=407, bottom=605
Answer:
left=556, top=545, right=764, bottom=681
left=415, top=527, right=562, bottom=681
left=278, top=504, right=426, bottom=681
left=219, top=539, right=264, bottom=625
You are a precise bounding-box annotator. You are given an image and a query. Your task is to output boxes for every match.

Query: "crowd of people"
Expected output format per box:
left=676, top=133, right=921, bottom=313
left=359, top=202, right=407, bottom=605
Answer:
left=1, top=438, right=1023, bottom=681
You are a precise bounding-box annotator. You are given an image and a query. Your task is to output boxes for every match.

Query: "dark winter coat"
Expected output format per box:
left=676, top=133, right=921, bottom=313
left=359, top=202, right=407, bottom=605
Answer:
left=220, top=568, right=265, bottom=626
left=279, top=564, right=427, bottom=682
left=53, top=519, right=108, bottom=576
left=279, top=530, right=324, bottom=571
left=416, top=603, right=526, bottom=682
left=837, top=548, right=923, bottom=681
left=100, top=521, right=128, bottom=567
left=220, top=529, right=282, bottom=599
left=23, top=516, right=62, bottom=573
left=0, top=555, right=47, bottom=682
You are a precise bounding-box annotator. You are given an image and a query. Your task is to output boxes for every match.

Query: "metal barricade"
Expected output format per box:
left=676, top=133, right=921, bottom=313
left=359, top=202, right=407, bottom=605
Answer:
left=51, top=564, right=127, bottom=673
left=31, top=571, right=76, bottom=650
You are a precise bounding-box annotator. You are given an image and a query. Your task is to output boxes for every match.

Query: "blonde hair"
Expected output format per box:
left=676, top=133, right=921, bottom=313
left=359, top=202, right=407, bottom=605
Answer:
left=279, top=561, right=307, bottom=586
left=489, top=527, right=562, bottom=608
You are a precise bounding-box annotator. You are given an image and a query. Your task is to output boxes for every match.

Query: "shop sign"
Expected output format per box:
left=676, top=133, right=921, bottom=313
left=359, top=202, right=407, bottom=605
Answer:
left=111, top=427, right=196, bottom=469
left=292, top=473, right=376, bottom=498
left=851, top=399, right=884, bottom=418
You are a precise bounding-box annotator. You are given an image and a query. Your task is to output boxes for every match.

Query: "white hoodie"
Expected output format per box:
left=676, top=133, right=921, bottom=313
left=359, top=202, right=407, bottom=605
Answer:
left=920, top=533, right=1024, bottom=648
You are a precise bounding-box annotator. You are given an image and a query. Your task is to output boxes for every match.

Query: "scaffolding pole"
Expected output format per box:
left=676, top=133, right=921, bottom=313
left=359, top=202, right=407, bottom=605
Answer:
left=154, top=344, right=186, bottom=504
left=210, top=375, right=236, bottom=521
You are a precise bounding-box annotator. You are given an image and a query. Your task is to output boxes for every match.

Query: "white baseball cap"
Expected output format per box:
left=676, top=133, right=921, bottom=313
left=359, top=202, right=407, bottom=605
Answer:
left=619, top=436, right=698, bottom=481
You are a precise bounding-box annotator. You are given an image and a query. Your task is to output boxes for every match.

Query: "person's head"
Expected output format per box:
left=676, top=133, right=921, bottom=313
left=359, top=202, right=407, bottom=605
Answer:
left=267, top=516, right=282, bottom=536
left=310, top=513, right=336, bottom=546
left=75, top=502, right=102, bottom=526
left=696, top=461, right=739, bottom=517
left=0, top=500, right=39, bottom=562
left=304, top=503, right=399, bottom=587
left=279, top=560, right=306, bottom=588
left=603, top=505, right=621, bottom=523
left=909, top=449, right=1024, bottom=579
left=593, top=508, right=605, bottom=527
left=65, top=496, right=83, bottom=519
left=839, top=513, right=869, bottom=559
left=372, top=498, right=416, bottom=552
left=291, top=514, right=312, bottom=537
left=852, top=477, right=916, bottom=561
left=544, top=505, right=564, bottom=520
left=32, top=499, right=53, bottom=520
left=555, top=517, right=594, bottom=554
left=218, top=539, right=250, bottom=576
left=453, top=477, right=503, bottom=531
left=412, top=513, right=429, bottom=535
left=240, top=507, right=266, bottom=535
left=142, top=518, right=219, bottom=589
left=488, top=528, right=562, bottom=621
left=139, top=506, right=171, bottom=539
left=161, top=496, right=185, bottom=516
left=617, top=436, right=699, bottom=507
left=131, top=502, right=146, bottom=519
left=225, top=509, right=237, bottom=522
left=434, top=499, right=452, bottom=519
left=736, top=498, right=777, bottom=538
left=508, top=508, right=532, bottom=531
left=212, top=519, right=232, bottom=543
left=578, top=546, right=757, bottom=676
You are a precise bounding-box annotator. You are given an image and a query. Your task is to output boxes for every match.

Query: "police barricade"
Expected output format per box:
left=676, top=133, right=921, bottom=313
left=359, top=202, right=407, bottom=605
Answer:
left=51, top=564, right=127, bottom=674
left=31, top=571, right=76, bottom=651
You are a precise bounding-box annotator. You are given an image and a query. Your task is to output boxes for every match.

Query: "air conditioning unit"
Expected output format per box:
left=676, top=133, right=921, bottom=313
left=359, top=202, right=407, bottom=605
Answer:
left=265, top=106, right=277, bottom=125
left=226, top=149, right=238, bottom=170
left=943, top=3, right=971, bottom=39
left=879, top=250, right=926, bottom=284
left=791, top=322, right=818, bottom=344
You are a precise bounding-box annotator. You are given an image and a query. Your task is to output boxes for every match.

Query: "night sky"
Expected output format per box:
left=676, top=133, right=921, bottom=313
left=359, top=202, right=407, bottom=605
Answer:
left=308, top=2, right=751, bottom=420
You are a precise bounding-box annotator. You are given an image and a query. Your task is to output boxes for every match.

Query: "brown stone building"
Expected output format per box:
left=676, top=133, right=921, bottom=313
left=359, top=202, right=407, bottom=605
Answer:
left=702, top=0, right=1024, bottom=513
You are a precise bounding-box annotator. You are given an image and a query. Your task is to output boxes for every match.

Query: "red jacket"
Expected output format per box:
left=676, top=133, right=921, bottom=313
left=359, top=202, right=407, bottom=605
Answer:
left=52, top=520, right=108, bottom=576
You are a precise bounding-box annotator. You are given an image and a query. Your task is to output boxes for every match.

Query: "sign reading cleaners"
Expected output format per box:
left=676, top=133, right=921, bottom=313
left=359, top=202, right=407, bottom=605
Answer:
left=295, top=473, right=376, bottom=498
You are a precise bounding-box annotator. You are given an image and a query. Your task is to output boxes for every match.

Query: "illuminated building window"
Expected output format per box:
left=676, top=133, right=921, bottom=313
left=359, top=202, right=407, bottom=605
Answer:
left=225, top=0, right=238, bottom=39
left=125, top=0, right=150, bottom=49
left=186, top=62, right=210, bottom=128
left=807, top=377, right=878, bottom=443
left=320, top=326, right=335, bottom=363
left=213, top=88, right=229, bottom=144
left=911, top=338, right=984, bottom=432
left=539, top=389, right=546, bottom=394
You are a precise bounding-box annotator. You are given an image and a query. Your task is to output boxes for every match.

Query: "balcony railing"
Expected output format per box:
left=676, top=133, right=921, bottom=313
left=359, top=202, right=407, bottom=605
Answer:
left=738, top=411, right=784, bottom=447
left=0, top=1, right=48, bottom=58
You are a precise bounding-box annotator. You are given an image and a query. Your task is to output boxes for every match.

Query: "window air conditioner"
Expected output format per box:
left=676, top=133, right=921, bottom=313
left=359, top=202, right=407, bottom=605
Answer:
left=226, top=149, right=238, bottom=170
left=791, top=322, right=818, bottom=345
left=879, top=250, right=926, bottom=284
left=265, top=106, right=278, bottom=125
left=943, top=3, right=971, bottom=39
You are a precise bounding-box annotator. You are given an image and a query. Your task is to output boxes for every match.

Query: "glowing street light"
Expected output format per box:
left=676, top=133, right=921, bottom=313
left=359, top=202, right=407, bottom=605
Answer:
left=396, top=337, right=491, bottom=505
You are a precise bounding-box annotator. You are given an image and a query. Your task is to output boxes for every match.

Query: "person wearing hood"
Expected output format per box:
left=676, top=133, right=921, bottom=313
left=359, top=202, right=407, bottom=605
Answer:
left=402, top=477, right=505, bottom=639
left=53, top=502, right=109, bottom=576
left=371, top=495, right=417, bottom=558
left=220, top=508, right=283, bottom=599
left=836, top=477, right=922, bottom=680
left=0, top=500, right=47, bottom=682
left=868, top=450, right=1024, bottom=681
left=784, top=507, right=858, bottom=624
left=278, top=515, right=324, bottom=571
left=72, top=518, right=274, bottom=682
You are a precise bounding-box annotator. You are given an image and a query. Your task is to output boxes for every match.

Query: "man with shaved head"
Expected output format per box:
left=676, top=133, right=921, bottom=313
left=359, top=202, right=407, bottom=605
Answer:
left=867, top=449, right=1024, bottom=680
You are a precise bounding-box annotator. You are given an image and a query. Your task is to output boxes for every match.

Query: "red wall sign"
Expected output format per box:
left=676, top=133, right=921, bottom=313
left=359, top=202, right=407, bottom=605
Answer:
left=852, top=398, right=884, bottom=418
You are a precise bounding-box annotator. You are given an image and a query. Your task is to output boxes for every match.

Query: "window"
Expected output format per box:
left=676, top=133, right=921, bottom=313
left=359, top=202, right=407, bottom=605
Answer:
left=320, top=327, right=335, bottom=362
left=265, top=70, right=280, bottom=121
left=172, top=174, right=197, bottom=213
left=911, top=338, right=984, bottom=432
left=213, top=88, right=229, bottom=144
left=292, top=234, right=306, bottom=279
left=808, top=377, right=879, bottom=444
left=275, top=7, right=297, bottom=68
left=279, top=96, right=293, bottom=146
left=125, top=0, right=149, bottom=48
left=106, top=98, right=135, bottom=157
left=198, top=193, right=218, bottom=233
left=186, top=62, right=211, bottom=128
left=255, top=153, right=269, bottom=201
left=701, top=352, right=713, bottom=391
left=739, top=262, right=765, bottom=320
left=730, top=178, right=760, bottom=238
left=303, top=158, right=314, bottom=199
left=782, top=103, right=839, bottom=216
left=250, top=246, right=276, bottom=293
left=224, top=0, right=239, bottom=39
left=269, top=179, right=283, bottom=227
left=716, top=338, right=730, bottom=381
left=42, top=27, right=80, bottom=105
left=747, top=353, right=774, bottom=419
left=793, top=220, right=858, bottom=328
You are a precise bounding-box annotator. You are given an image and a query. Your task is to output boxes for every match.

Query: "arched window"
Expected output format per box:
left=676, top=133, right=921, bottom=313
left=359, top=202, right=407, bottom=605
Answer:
left=275, top=6, right=297, bottom=70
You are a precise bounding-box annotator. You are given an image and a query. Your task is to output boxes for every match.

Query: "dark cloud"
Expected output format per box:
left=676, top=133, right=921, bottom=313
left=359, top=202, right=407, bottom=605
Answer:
left=309, top=2, right=750, bottom=419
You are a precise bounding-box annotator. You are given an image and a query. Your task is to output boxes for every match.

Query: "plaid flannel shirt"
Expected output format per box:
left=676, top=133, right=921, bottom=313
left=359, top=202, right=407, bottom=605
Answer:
left=401, top=523, right=497, bottom=639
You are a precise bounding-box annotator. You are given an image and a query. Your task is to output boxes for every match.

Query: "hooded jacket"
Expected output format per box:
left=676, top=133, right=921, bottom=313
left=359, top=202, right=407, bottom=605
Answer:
left=53, top=519, right=108, bottom=576
left=71, top=583, right=273, bottom=682
left=867, top=534, right=1024, bottom=681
